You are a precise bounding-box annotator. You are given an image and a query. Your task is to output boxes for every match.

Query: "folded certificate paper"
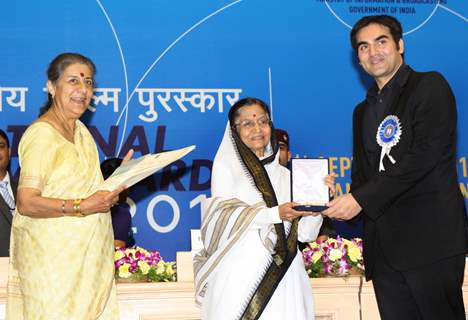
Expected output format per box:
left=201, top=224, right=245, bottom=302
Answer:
left=99, top=145, right=196, bottom=191
left=291, top=158, right=329, bottom=212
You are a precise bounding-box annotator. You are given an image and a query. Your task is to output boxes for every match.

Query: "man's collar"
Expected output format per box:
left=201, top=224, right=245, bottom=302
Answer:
left=367, top=64, right=411, bottom=98
left=394, top=63, right=411, bottom=88
left=1, top=172, right=10, bottom=184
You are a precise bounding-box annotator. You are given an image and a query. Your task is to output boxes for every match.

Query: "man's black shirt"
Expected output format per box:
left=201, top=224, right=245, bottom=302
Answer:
left=362, top=64, right=410, bottom=170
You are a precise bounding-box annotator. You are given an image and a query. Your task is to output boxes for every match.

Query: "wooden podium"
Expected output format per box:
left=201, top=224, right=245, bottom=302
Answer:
left=0, top=254, right=467, bottom=320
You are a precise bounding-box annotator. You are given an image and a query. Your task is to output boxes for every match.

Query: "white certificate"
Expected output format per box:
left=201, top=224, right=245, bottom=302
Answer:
left=98, top=145, right=195, bottom=191
left=291, top=158, right=329, bottom=211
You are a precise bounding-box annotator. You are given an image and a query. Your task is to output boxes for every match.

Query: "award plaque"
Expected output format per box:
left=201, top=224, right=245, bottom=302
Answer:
left=291, top=158, right=329, bottom=212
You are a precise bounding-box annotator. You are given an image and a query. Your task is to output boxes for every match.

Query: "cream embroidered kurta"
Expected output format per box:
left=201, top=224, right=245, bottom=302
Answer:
left=7, top=121, right=119, bottom=320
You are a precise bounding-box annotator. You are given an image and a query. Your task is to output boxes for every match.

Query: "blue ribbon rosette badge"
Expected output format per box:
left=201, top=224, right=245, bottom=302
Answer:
left=376, top=115, right=402, bottom=171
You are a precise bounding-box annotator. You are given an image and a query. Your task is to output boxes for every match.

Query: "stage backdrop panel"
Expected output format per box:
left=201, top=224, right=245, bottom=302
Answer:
left=1, top=1, right=466, bottom=260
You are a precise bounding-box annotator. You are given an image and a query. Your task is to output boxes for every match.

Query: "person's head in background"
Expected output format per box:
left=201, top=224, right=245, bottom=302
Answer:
left=0, top=129, right=11, bottom=180
left=275, top=128, right=291, bottom=167
left=100, top=157, right=129, bottom=203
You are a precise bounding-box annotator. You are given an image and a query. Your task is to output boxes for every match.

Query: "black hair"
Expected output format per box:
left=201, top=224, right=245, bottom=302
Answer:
left=350, top=15, right=403, bottom=53
left=100, top=157, right=123, bottom=180
left=40, top=52, right=96, bottom=116
left=228, top=97, right=271, bottom=129
left=0, top=129, right=9, bottom=148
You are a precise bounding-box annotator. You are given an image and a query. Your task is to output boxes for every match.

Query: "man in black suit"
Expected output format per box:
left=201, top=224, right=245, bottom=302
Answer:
left=0, top=129, right=16, bottom=257
left=323, top=15, right=467, bottom=319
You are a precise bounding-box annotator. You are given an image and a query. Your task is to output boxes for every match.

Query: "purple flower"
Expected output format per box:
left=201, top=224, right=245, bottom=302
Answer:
left=302, top=250, right=313, bottom=265
left=321, top=255, right=329, bottom=263
left=338, top=258, right=351, bottom=274
left=115, top=259, right=126, bottom=268
left=323, top=262, right=332, bottom=274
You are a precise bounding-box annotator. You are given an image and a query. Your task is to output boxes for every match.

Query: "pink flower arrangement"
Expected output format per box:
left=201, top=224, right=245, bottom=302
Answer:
left=114, top=246, right=176, bottom=282
left=302, top=237, right=364, bottom=278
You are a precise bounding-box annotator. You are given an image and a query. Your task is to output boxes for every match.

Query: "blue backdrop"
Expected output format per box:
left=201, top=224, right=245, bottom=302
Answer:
left=1, top=1, right=467, bottom=260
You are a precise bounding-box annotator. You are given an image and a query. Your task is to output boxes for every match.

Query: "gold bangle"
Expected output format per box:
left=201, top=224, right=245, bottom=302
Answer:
left=61, top=200, right=66, bottom=215
left=72, top=199, right=85, bottom=217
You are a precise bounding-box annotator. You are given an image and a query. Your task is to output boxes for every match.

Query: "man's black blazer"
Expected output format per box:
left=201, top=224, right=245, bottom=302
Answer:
left=350, top=67, right=468, bottom=279
left=0, top=178, right=16, bottom=257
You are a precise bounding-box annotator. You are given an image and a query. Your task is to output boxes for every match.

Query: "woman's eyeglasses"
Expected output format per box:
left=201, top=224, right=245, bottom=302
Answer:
left=235, top=116, right=271, bottom=130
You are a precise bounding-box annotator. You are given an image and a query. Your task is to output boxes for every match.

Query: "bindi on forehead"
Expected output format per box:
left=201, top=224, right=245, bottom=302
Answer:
left=80, top=72, right=84, bottom=77
left=253, top=114, right=256, bottom=118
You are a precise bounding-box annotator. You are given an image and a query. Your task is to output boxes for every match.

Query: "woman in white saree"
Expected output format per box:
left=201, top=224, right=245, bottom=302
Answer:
left=194, top=97, right=331, bottom=320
